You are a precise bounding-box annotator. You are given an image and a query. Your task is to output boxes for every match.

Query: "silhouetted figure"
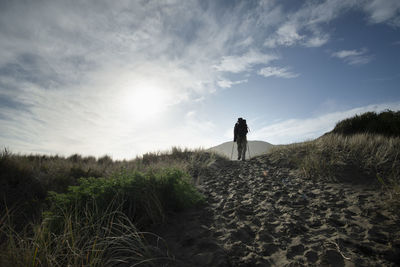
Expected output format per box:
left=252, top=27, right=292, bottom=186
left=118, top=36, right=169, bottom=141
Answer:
left=234, top=118, right=249, bottom=161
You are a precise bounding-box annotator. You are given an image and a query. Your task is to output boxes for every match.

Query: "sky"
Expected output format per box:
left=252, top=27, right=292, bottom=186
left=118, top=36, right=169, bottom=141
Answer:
left=1, top=0, right=400, bottom=159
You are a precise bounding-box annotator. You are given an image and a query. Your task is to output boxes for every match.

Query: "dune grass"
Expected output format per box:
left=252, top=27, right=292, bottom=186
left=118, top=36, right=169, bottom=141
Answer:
left=331, top=110, right=400, bottom=137
left=1, top=200, right=173, bottom=266
left=45, top=168, right=204, bottom=232
left=268, top=133, right=400, bottom=208
left=0, top=147, right=224, bottom=266
left=0, top=147, right=223, bottom=226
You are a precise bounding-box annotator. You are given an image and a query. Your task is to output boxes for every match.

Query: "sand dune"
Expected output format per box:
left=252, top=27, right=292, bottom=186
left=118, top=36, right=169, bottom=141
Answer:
left=153, top=155, right=400, bottom=266
left=208, top=140, right=273, bottom=159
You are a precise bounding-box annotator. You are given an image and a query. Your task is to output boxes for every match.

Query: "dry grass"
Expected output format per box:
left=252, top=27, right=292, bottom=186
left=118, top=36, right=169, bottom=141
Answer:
left=0, top=201, right=172, bottom=267
left=0, top=147, right=226, bottom=266
left=268, top=133, right=400, bottom=207
left=0, top=147, right=224, bottom=225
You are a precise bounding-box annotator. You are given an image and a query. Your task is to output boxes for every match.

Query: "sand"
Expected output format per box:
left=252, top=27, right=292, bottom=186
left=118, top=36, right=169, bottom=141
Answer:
left=153, top=155, right=400, bottom=266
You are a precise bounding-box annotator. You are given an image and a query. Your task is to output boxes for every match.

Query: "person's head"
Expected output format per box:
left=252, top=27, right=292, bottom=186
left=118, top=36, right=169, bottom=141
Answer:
left=238, top=117, right=243, bottom=122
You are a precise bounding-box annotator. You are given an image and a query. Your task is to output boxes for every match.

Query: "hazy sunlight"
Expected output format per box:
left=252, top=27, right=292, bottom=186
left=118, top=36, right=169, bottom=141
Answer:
left=119, top=80, right=169, bottom=120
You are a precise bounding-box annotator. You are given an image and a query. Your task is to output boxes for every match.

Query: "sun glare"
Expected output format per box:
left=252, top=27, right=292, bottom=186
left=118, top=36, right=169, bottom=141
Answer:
left=119, top=80, right=168, bottom=120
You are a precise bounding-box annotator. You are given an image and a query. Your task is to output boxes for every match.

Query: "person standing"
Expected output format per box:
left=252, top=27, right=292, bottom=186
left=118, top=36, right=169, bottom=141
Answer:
left=234, top=118, right=249, bottom=161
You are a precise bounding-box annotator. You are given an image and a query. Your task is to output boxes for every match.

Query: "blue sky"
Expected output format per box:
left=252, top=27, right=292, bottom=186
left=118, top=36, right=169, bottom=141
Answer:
left=1, top=0, right=400, bottom=159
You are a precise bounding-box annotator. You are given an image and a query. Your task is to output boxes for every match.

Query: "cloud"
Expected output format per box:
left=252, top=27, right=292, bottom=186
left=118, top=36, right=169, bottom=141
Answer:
left=263, top=0, right=357, bottom=48
left=213, top=50, right=278, bottom=73
left=264, top=23, right=304, bottom=48
left=263, top=0, right=400, bottom=48
left=304, top=34, right=330, bottom=47
left=258, top=67, right=299, bottom=79
left=251, top=102, right=400, bottom=144
left=363, top=0, right=400, bottom=26
left=217, top=79, right=248, bottom=88
left=264, top=25, right=328, bottom=48
left=235, top=37, right=254, bottom=48
left=331, top=48, right=373, bottom=65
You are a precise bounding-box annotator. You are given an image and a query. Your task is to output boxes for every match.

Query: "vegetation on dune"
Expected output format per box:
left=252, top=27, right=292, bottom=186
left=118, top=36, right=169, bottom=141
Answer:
left=1, top=203, right=172, bottom=266
left=270, top=134, right=400, bottom=207
left=270, top=133, right=399, bottom=184
left=0, top=148, right=223, bottom=226
left=0, top=148, right=224, bottom=266
left=46, top=168, right=204, bottom=233
left=331, top=110, right=400, bottom=137
left=269, top=110, right=400, bottom=209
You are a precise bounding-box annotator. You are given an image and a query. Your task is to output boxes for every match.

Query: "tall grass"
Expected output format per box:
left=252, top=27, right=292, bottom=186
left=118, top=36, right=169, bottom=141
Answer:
left=269, top=133, right=400, bottom=207
left=45, top=168, right=204, bottom=233
left=0, top=148, right=224, bottom=266
left=0, top=148, right=223, bottom=227
left=1, top=201, right=172, bottom=266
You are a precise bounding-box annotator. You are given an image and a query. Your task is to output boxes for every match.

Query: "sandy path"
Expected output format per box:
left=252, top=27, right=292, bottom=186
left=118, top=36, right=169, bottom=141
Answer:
left=155, top=155, right=400, bottom=266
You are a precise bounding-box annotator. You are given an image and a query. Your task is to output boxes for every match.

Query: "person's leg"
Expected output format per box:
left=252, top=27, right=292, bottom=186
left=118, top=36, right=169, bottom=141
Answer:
left=241, top=138, right=247, bottom=161
left=237, top=139, right=242, bottom=160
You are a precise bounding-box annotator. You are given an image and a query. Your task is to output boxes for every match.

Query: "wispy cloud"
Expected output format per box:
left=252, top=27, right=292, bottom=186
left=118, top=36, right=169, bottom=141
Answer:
left=331, top=48, right=373, bottom=65
left=305, top=34, right=330, bottom=47
left=263, top=0, right=400, bottom=49
left=263, top=0, right=356, bottom=48
left=264, top=23, right=304, bottom=48
left=217, top=79, right=248, bottom=88
left=251, top=102, right=400, bottom=144
left=213, top=50, right=277, bottom=73
left=258, top=67, right=299, bottom=79
left=363, top=0, right=400, bottom=27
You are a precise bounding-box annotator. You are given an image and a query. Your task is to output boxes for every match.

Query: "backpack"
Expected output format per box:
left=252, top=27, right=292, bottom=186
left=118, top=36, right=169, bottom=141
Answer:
left=236, top=119, right=248, bottom=137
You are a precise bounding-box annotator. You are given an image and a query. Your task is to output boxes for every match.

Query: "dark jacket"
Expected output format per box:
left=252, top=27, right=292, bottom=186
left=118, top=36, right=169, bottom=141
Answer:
left=234, top=120, right=248, bottom=142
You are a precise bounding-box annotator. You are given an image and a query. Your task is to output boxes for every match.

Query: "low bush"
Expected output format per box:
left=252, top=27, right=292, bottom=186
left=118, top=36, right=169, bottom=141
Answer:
left=332, top=110, right=400, bottom=137
left=45, top=168, right=204, bottom=233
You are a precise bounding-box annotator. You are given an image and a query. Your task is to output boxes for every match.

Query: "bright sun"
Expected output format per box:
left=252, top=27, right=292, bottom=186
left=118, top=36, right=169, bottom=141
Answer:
left=119, top=80, right=168, bottom=120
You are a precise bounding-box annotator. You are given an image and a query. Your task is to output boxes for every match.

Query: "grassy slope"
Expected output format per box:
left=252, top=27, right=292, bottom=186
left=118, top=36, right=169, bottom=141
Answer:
left=0, top=148, right=226, bottom=266
left=269, top=110, right=399, bottom=190
left=269, top=133, right=399, bottom=183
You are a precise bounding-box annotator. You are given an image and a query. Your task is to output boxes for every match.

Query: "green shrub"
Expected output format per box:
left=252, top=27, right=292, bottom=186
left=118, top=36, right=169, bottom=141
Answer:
left=332, top=110, right=400, bottom=137
left=45, top=168, right=204, bottom=233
